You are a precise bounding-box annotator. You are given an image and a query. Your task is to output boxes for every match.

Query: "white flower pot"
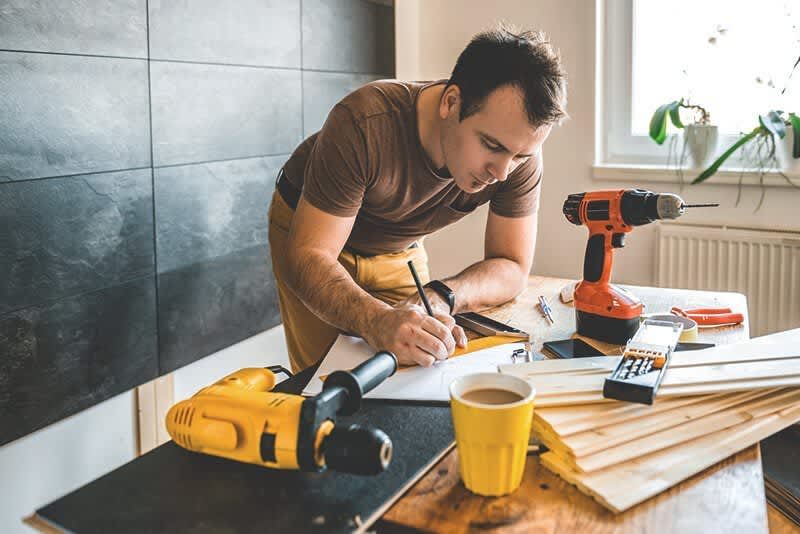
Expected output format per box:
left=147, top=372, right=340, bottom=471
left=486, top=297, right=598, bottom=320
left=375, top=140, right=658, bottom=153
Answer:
left=684, top=124, right=719, bottom=169
left=776, top=128, right=800, bottom=175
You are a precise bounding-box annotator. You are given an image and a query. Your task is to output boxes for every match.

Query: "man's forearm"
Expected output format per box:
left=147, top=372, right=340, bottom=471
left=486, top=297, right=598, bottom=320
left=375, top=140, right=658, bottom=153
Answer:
left=285, top=248, right=391, bottom=337
left=443, top=257, right=529, bottom=313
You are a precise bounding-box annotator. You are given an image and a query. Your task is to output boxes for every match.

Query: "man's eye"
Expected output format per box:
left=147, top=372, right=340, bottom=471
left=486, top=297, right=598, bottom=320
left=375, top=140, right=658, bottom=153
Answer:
left=482, top=139, right=501, bottom=151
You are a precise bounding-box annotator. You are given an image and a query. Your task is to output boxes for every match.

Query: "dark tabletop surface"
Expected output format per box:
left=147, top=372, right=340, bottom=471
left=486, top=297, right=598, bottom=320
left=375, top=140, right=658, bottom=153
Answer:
left=37, top=364, right=454, bottom=533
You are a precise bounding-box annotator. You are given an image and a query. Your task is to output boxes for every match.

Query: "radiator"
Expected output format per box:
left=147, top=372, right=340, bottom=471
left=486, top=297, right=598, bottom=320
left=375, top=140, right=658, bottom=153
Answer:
left=655, top=224, right=800, bottom=337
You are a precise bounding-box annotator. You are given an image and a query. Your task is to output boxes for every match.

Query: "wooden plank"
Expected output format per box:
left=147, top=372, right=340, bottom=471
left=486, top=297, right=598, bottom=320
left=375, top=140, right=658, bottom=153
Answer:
left=768, top=503, right=799, bottom=534
left=568, top=389, right=800, bottom=472
left=531, top=389, right=768, bottom=468
left=534, top=375, right=800, bottom=407
left=527, top=357, right=800, bottom=397
left=558, top=390, right=772, bottom=456
left=135, top=380, right=157, bottom=456
left=660, top=375, right=800, bottom=397
left=501, top=334, right=800, bottom=383
left=500, top=356, right=618, bottom=376
left=535, top=394, right=717, bottom=436
left=670, top=341, right=800, bottom=367
left=154, top=374, right=174, bottom=447
left=23, top=514, right=65, bottom=533
left=541, top=403, right=800, bottom=513
left=506, top=340, right=800, bottom=378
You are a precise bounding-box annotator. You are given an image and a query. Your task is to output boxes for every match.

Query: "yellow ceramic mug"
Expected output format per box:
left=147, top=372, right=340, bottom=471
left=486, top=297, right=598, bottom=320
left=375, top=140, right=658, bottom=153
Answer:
left=449, top=372, right=535, bottom=496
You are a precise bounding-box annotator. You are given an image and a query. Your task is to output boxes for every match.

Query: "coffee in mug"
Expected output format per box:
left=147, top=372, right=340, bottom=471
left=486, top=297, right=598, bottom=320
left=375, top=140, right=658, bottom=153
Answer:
left=461, top=388, right=524, bottom=405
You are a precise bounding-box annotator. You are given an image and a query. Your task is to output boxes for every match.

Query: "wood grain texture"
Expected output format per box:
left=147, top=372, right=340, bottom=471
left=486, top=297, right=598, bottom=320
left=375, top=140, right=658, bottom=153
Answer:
left=568, top=390, right=800, bottom=473
left=381, top=445, right=768, bottom=534
left=542, top=404, right=800, bottom=512
left=561, top=390, right=768, bottom=453
left=768, top=503, right=800, bottom=533
left=381, top=276, right=768, bottom=533
left=537, top=393, right=725, bottom=437
left=23, top=514, right=64, bottom=534
left=526, top=356, right=800, bottom=397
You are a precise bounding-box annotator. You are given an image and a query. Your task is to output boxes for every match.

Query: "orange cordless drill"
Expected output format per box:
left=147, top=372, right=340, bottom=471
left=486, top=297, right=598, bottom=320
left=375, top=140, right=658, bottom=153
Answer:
left=166, top=351, right=398, bottom=475
left=563, top=189, right=717, bottom=344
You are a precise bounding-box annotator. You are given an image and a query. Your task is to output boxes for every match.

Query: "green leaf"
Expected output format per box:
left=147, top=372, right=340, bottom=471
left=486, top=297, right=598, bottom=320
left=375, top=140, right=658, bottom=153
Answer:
left=649, top=101, right=679, bottom=145
left=758, top=110, right=786, bottom=139
left=789, top=113, right=800, bottom=159
left=692, top=130, right=759, bottom=184
left=668, top=103, right=684, bottom=129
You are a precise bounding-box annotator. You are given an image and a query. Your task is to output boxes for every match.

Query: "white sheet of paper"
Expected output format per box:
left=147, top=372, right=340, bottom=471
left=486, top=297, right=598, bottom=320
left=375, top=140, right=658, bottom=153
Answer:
left=302, top=335, right=528, bottom=402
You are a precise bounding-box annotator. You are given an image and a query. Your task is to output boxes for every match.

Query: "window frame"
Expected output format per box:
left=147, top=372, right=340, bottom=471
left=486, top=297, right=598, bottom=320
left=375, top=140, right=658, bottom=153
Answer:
left=596, top=0, right=788, bottom=178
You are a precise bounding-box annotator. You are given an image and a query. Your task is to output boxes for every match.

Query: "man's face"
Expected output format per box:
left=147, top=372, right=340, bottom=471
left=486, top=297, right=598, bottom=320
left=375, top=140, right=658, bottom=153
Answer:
left=439, top=85, right=551, bottom=193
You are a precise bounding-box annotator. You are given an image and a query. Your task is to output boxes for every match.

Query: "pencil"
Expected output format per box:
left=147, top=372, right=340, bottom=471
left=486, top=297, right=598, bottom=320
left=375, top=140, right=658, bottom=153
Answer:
left=407, top=260, right=434, bottom=316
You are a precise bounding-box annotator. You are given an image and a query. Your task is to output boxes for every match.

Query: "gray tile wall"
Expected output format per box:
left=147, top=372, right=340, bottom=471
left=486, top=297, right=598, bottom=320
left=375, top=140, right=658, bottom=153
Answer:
left=0, top=0, right=394, bottom=446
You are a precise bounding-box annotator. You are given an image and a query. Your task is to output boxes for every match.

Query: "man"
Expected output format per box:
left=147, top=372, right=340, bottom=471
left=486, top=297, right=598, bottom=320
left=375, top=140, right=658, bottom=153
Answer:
left=269, top=26, right=567, bottom=372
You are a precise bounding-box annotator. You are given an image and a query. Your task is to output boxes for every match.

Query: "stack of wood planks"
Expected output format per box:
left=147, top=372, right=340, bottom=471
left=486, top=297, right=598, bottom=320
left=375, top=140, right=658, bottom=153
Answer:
left=499, top=329, right=800, bottom=513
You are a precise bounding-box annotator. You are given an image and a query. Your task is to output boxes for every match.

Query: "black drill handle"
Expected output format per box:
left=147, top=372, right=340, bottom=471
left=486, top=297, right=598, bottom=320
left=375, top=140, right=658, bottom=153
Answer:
left=583, top=233, right=606, bottom=283
left=351, top=350, right=398, bottom=393
left=324, top=351, right=398, bottom=416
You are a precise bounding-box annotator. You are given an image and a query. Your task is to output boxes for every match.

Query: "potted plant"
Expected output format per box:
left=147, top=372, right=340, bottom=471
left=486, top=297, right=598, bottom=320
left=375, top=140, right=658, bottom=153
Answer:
left=681, top=52, right=800, bottom=209
left=690, top=110, right=800, bottom=209
left=776, top=55, right=800, bottom=174
left=776, top=112, right=800, bottom=173
left=649, top=99, right=718, bottom=171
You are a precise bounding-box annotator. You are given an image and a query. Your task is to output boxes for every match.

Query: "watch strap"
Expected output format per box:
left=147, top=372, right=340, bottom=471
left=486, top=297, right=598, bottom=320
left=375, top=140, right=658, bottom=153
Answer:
left=423, top=280, right=455, bottom=314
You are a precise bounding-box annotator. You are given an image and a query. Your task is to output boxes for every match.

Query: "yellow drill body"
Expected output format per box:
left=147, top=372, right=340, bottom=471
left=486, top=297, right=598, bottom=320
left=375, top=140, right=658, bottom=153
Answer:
left=165, top=351, right=398, bottom=475
left=166, top=368, right=309, bottom=470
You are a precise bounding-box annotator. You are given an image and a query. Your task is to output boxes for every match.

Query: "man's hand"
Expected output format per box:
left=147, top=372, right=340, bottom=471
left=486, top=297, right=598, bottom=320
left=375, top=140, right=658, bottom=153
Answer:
left=364, top=303, right=467, bottom=367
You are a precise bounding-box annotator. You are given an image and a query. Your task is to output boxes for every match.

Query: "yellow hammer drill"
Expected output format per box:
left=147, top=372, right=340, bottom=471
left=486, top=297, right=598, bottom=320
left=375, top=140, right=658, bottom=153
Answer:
left=166, top=351, right=398, bottom=475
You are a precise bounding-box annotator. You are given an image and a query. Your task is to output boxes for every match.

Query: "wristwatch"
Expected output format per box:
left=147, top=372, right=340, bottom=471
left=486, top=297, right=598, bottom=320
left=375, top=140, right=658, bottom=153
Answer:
left=424, top=280, right=456, bottom=314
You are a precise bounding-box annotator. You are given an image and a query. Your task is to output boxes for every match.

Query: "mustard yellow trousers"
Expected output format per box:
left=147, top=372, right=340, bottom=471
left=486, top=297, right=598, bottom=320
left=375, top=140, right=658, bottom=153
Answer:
left=267, top=191, right=431, bottom=372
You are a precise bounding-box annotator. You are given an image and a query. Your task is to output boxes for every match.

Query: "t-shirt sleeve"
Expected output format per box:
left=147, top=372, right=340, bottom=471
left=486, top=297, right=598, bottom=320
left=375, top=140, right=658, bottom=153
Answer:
left=489, top=152, right=543, bottom=217
left=301, top=104, right=369, bottom=217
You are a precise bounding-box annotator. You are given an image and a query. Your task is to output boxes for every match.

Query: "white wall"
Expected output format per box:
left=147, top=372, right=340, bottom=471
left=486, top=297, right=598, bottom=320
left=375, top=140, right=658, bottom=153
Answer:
left=396, top=0, right=800, bottom=285
left=0, top=325, right=289, bottom=533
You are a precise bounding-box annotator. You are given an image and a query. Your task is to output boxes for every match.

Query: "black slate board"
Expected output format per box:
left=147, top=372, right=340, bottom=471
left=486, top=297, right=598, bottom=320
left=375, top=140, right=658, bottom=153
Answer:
left=761, top=425, right=800, bottom=526
left=36, top=368, right=454, bottom=533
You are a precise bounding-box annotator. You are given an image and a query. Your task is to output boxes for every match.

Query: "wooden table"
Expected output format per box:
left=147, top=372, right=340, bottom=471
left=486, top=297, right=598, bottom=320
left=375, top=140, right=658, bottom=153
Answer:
left=380, top=275, right=795, bottom=533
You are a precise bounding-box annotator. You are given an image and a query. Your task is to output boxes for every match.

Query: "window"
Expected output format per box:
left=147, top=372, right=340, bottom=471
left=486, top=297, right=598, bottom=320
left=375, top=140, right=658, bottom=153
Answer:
left=599, top=0, right=799, bottom=169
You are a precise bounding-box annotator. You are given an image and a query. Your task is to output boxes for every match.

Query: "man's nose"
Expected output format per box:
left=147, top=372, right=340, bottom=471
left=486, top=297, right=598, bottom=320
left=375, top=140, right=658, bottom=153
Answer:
left=488, top=156, right=515, bottom=182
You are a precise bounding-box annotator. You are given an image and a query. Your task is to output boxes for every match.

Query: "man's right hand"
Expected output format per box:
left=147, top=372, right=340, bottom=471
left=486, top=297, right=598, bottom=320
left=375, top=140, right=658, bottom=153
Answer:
left=364, top=304, right=465, bottom=367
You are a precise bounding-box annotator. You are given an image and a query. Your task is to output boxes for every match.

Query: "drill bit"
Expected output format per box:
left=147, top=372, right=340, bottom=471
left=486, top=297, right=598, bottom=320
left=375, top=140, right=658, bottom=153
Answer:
left=681, top=203, right=719, bottom=208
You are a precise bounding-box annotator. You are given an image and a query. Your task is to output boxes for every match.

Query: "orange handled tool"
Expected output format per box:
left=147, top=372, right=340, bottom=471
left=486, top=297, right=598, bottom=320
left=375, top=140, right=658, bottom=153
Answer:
left=670, top=306, right=744, bottom=326
left=562, top=189, right=719, bottom=344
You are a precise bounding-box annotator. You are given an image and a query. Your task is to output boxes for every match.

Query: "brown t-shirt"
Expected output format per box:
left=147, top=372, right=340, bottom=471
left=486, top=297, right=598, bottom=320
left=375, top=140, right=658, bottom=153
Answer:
left=282, top=80, right=543, bottom=256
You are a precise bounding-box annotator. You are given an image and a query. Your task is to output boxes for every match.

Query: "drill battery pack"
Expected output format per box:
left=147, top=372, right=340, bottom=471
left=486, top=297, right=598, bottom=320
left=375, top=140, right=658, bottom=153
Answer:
left=602, top=319, right=683, bottom=404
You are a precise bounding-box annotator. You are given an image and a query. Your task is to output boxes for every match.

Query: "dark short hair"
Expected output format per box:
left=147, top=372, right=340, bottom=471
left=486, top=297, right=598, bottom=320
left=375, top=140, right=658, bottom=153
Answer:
left=446, top=25, right=568, bottom=127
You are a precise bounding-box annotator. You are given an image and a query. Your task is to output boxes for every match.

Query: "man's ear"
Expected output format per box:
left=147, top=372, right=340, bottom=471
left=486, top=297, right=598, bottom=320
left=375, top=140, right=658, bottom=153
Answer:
left=439, top=84, right=461, bottom=120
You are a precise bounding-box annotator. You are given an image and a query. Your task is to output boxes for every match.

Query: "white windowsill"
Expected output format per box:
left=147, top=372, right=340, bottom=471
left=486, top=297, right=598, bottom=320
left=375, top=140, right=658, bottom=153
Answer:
left=593, top=164, right=800, bottom=188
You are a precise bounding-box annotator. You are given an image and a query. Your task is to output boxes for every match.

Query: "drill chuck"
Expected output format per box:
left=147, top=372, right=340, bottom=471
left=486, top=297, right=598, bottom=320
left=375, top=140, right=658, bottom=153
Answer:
left=323, top=424, right=393, bottom=475
left=653, top=193, right=686, bottom=219
left=618, top=190, right=686, bottom=225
